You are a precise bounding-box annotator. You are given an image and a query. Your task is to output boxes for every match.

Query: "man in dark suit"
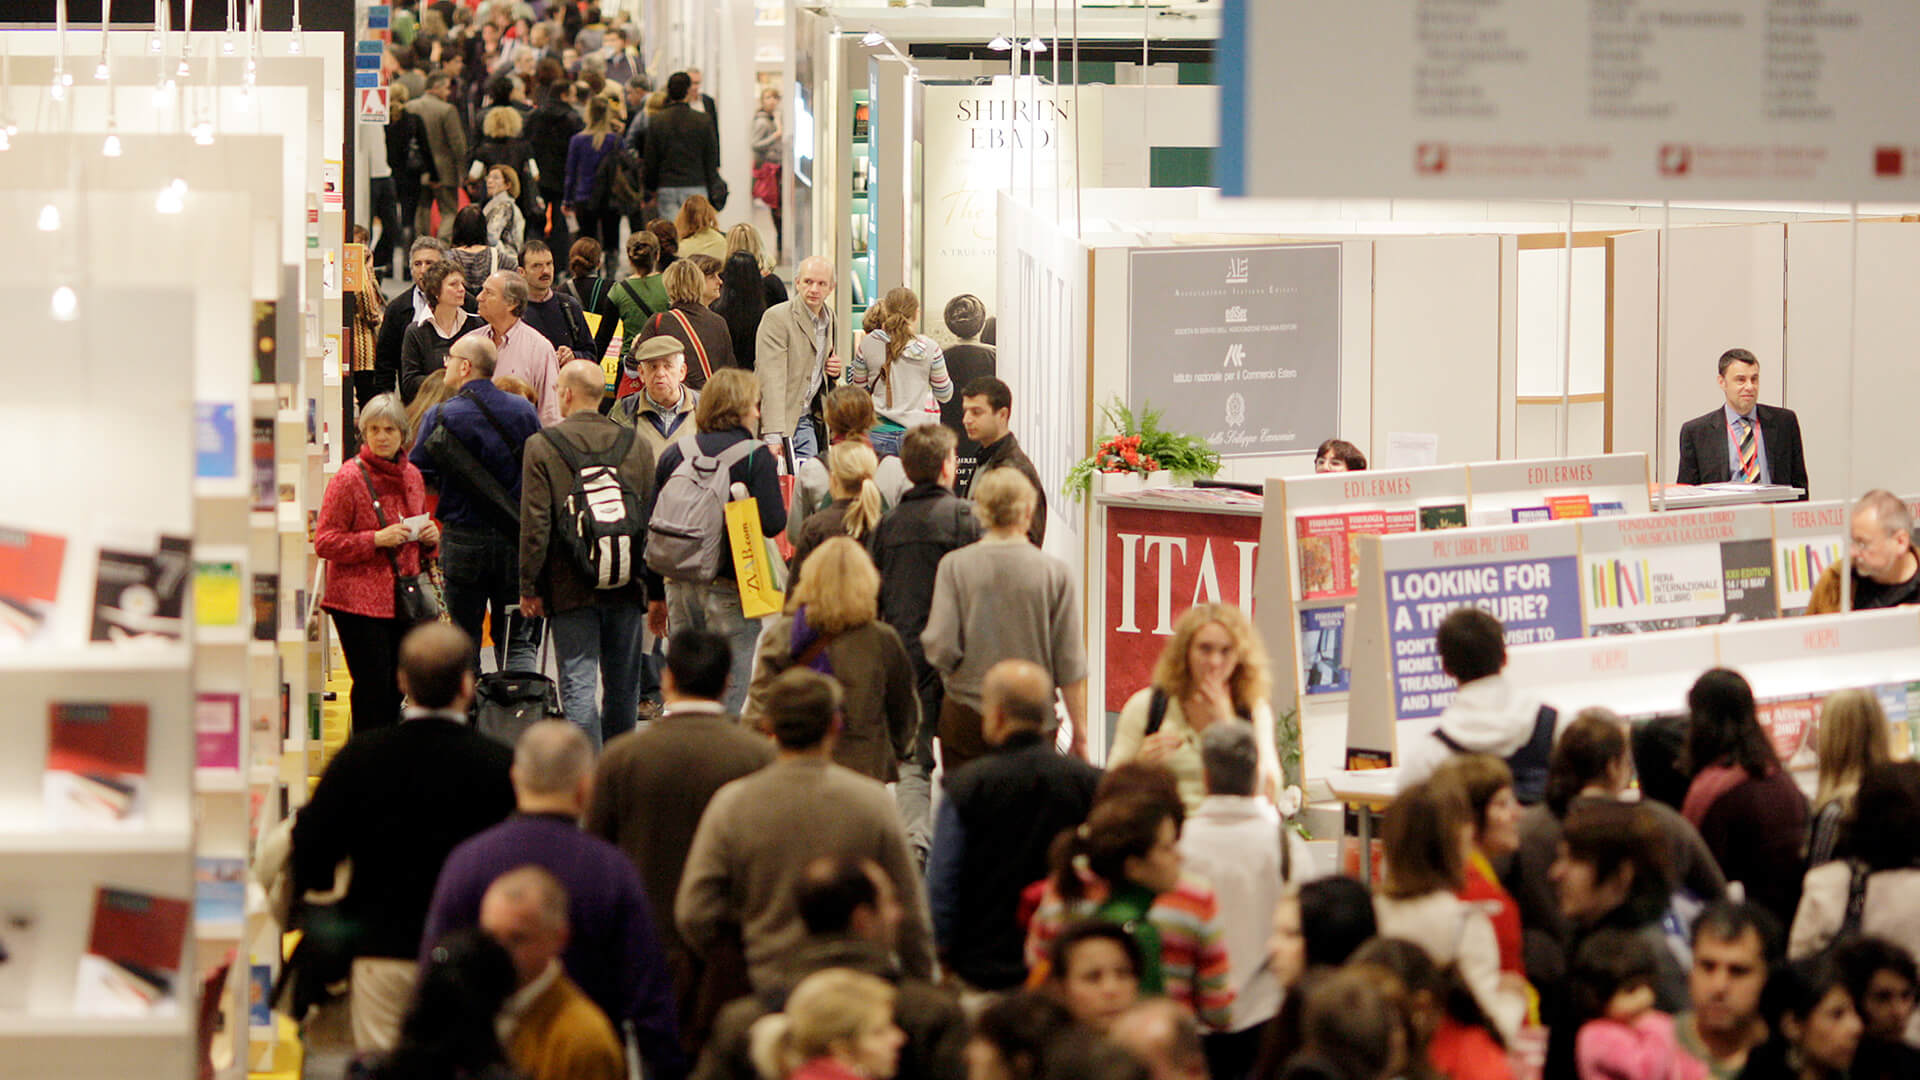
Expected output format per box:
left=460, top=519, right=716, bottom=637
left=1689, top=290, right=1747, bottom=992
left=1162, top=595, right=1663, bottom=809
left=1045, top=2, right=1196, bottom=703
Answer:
left=369, top=237, right=450, bottom=405
left=1675, top=347, right=1809, bottom=500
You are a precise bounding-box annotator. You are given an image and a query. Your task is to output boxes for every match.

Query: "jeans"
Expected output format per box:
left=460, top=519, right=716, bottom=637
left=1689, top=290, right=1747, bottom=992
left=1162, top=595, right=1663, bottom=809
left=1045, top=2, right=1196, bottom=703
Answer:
left=665, top=579, right=765, bottom=715
left=655, top=185, right=705, bottom=226
left=550, top=603, right=647, bottom=749
left=893, top=655, right=944, bottom=861
left=440, top=525, right=543, bottom=673
left=789, top=418, right=819, bottom=464
left=329, top=608, right=407, bottom=735
left=869, top=425, right=904, bottom=459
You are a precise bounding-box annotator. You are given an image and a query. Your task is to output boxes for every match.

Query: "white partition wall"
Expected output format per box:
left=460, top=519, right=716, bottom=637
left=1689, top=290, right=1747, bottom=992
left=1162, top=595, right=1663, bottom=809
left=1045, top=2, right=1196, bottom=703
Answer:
left=1371, top=235, right=1505, bottom=465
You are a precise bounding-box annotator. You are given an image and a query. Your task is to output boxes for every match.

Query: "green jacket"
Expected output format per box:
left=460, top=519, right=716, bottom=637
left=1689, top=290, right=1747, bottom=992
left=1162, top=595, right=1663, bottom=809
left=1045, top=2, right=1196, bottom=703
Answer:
left=608, top=274, right=670, bottom=341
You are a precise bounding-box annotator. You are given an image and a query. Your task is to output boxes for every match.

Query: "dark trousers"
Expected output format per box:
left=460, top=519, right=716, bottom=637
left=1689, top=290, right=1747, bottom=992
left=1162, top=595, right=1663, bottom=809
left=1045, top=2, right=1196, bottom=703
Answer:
left=538, top=186, right=570, bottom=258
left=329, top=608, right=407, bottom=736
left=937, top=696, right=989, bottom=777
left=440, top=525, right=543, bottom=672
left=369, top=176, right=402, bottom=278
left=1204, top=1023, right=1269, bottom=1080
left=573, top=207, right=622, bottom=276
left=396, top=174, right=424, bottom=265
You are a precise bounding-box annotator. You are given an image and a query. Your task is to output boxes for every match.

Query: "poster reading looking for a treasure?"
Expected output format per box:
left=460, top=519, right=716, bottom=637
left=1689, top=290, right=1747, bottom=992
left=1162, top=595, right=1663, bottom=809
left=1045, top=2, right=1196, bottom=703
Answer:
left=1128, top=244, right=1341, bottom=459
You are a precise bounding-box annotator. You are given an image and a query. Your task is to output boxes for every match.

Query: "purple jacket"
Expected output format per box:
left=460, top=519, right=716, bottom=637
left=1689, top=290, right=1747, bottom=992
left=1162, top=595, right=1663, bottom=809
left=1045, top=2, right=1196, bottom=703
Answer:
left=565, top=130, right=622, bottom=206
left=420, top=812, right=686, bottom=1079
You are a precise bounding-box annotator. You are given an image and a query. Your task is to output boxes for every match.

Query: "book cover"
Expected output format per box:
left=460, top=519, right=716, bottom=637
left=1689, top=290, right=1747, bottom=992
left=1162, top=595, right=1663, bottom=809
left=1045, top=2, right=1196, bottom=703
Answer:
left=0, top=524, right=67, bottom=644
left=1757, top=695, right=1822, bottom=771
left=1718, top=538, right=1779, bottom=623
left=195, top=560, right=244, bottom=627
left=1417, top=504, right=1467, bottom=530
left=196, top=402, right=238, bottom=480
left=1545, top=494, right=1593, bottom=520
left=45, top=701, right=149, bottom=827
left=253, top=301, right=277, bottom=384
left=248, top=963, right=272, bottom=1028
left=251, top=419, right=276, bottom=512
left=306, top=399, right=318, bottom=446
left=1299, top=606, right=1351, bottom=695
left=194, top=857, right=245, bottom=925
left=195, top=692, right=242, bottom=772
left=75, top=887, right=190, bottom=1016
left=90, top=534, right=191, bottom=643
left=0, top=901, right=39, bottom=1011
left=252, top=572, right=278, bottom=642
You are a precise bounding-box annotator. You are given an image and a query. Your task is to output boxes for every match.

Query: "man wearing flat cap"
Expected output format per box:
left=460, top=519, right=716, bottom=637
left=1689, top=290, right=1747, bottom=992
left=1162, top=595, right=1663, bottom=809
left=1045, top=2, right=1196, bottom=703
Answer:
left=612, top=336, right=701, bottom=460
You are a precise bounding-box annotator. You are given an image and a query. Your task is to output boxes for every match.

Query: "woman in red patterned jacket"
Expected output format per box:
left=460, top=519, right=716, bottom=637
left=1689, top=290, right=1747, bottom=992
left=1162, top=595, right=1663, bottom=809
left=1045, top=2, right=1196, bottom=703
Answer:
left=314, top=393, right=440, bottom=735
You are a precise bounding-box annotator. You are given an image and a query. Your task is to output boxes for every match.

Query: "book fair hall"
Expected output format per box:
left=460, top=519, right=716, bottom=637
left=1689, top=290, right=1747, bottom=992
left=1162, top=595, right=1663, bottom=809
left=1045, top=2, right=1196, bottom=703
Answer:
left=12, top=2, right=1920, bottom=1079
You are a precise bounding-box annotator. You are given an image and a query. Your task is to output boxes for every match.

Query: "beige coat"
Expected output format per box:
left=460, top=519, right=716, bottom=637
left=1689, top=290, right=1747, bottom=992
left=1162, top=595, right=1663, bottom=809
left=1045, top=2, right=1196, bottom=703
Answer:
left=754, top=299, right=837, bottom=440
left=407, top=92, right=468, bottom=190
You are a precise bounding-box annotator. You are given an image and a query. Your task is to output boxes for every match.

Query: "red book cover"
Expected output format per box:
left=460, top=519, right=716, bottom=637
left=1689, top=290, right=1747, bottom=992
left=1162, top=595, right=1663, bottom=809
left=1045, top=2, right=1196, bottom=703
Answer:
left=0, top=524, right=67, bottom=642
left=83, top=887, right=190, bottom=1001
left=46, top=702, right=150, bottom=823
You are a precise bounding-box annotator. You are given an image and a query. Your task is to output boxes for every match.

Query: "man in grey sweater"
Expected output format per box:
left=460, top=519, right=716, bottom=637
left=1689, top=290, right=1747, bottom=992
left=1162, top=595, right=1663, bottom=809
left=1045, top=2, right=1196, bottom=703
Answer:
left=922, top=468, right=1088, bottom=775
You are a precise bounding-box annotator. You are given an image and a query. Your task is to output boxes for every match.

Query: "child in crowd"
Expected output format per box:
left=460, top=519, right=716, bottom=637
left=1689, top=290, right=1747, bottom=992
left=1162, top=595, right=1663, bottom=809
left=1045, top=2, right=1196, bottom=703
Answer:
left=1571, top=930, right=1707, bottom=1080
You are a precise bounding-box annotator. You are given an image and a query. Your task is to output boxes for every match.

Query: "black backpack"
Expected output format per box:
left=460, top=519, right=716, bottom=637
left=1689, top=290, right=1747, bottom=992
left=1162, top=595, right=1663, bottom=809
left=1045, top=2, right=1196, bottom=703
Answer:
left=539, top=425, right=647, bottom=589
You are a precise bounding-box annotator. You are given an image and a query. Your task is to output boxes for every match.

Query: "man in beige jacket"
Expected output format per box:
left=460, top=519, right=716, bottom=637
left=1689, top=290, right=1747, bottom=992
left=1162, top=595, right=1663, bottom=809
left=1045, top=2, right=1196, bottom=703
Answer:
left=753, top=256, right=840, bottom=462
left=408, top=72, right=468, bottom=240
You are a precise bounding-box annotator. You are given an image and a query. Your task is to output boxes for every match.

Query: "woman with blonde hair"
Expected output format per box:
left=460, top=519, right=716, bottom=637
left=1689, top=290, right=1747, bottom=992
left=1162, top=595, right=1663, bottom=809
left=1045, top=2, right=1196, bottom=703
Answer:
left=1108, top=603, right=1284, bottom=810
left=676, top=194, right=728, bottom=261
left=850, top=287, right=951, bottom=458
left=726, top=223, right=790, bottom=304
left=564, top=94, right=625, bottom=270
left=750, top=968, right=905, bottom=1080
left=480, top=164, right=526, bottom=250
left=793, top=385, right=909, bottom=523
left=746, top=537, right=918, bottom=783
left=788, top=441, right=884, bottom=579
left=466, top=104, right=539, bottom=221
left=1807, top=688, right=1893, bottom=869
left=633, top=258, right=734, bottom=389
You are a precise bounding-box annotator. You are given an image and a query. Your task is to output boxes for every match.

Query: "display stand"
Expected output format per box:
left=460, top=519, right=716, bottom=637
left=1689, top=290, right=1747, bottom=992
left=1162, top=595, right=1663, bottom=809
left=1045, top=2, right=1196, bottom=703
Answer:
left=1465, top=453, right=1650, bottom=525
left=1658, top=483, right=1806, bottom=509
left=1772, top=501, right=1847, bottom=616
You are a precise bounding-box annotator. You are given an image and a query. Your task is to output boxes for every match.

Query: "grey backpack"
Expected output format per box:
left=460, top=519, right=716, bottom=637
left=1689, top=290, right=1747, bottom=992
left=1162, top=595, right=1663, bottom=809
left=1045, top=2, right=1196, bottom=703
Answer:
left=645, top=439, right=761, bottom=583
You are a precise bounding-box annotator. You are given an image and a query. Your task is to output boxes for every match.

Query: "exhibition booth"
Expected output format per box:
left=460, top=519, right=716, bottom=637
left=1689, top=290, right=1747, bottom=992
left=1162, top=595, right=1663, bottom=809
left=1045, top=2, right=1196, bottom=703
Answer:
left=0, top=21, right=346, bottom=1080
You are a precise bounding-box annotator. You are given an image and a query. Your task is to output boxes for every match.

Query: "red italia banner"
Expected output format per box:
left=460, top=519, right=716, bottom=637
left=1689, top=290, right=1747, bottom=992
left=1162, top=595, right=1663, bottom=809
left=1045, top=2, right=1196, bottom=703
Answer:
left=1103, top=507, right=1263, bottom=708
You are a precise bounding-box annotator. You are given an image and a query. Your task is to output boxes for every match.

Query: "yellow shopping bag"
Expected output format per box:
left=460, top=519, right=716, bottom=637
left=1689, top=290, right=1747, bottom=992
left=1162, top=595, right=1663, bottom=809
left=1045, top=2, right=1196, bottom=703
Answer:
left=726, top=497, right=785, bottom=619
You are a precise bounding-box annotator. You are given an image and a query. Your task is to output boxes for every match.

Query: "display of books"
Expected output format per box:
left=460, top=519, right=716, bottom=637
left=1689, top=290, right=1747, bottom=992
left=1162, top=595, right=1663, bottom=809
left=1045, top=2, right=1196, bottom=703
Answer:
left=194, top=559, right=244, bottom=628
left=0, top=523, right=66, bottom=644
left=74, top=887, right=190, bottom=1017
left=252, top=301, right=277, bottom=385
left=195, top=403, right=238, bottom=481
left=90, top=535, right=191, bottom=643
left=195, top=692, right=242, bottom=772
left=252, top=572, right=278, bottom=642
left=251, top=419, right=276, bottom=512
left=193, top=857, right=245, bottom=925
left=45, top=702, right=150, bottom=828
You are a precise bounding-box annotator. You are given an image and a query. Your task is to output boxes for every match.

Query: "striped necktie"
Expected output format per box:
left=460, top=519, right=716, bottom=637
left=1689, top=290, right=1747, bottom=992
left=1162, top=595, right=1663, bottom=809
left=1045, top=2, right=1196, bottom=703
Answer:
left=1738, top=416, right=1759, bottom=482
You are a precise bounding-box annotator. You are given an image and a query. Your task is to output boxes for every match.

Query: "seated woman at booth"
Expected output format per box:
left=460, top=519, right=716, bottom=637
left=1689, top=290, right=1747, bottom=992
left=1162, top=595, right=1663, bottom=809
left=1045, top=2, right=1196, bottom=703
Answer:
left=1108, top=604, right=1284, bottom=811
left=1314, top=439, right=1367, bottom=473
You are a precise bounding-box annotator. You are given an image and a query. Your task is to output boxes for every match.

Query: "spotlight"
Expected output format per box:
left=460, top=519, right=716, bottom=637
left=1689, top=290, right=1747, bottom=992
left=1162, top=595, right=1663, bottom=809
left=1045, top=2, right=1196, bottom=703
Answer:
left=861, top=29, right=885, bottom=47
left=148, top=33, right=163, bottom=55
left=287, top=34, right=303, bottom=55
left=0, top=129, right=10, bottom=152
left=50, top=77, right=67, bottom=102
left=50, top=285, right=78, bottom=322
left=102, top=132, right=121, bottom=157
left=95, top=61, right=110, bottom=81
left=1022, top=38, right=1048, bottom=53
left=988, top=36, right=1014, bottom=52
left=192, top=121, right=214, bottom=146
left=37, top=203, right=60, bottom=232
left=156, top=178, right=187, bottom=213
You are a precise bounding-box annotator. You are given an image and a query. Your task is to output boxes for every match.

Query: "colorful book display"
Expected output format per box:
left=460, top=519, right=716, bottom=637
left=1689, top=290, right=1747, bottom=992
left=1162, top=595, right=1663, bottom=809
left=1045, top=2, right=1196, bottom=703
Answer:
left=1772, top=500, right=1847, bottom=616
left=1580, top=506, right=1776, bottom=635
left=74, top=887, right=190, bottom=1016
left=45, top=702, right=150, bottom=827
left=195, top=692, right=242, bottom=772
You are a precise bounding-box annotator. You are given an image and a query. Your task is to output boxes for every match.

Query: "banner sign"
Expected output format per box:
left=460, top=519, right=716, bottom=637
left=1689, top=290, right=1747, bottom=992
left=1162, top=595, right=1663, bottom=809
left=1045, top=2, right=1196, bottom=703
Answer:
left=1581, top=507, right=1777, bottom=635
left=1221, top=0, right=1920, bottom=200
left=1103, top=506, right=1262, bottom=709
left=1128, top=244, right=1341, bottom=459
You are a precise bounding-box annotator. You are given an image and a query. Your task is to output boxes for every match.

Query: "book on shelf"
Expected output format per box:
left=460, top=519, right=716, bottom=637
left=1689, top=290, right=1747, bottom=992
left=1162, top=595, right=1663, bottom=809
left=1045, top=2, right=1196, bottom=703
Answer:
left=196, top=402, right=239, bottom=481
left=251, top=419, right=276, bottom=512
left=0, top=523, right=67, bottom=645
left=248, top=962, right=272, bottom=1028
left=195, top=559, right=245, bottom=628
left=252, top=572, right=279, bottom=642
left=75, top=886, right=191, bottom=1016
left=253, top=300, right=278, bottom=385
left=45, top=701, right=150, bottom=827
left=0, top=900, right=39, bottom=1011
left=90, top=534, right=191, bottom=643
left=194, top=857, right=246, bottom=925
left=196, top=692, right=242, bottom=772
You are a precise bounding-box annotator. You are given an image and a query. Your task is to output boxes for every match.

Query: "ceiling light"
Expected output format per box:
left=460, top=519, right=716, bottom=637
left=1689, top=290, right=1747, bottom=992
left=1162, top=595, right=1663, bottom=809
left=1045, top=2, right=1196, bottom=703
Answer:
left=102, top=132, right=121, bottom=157
left=222, top=34, right=236, bottom=56
left=49, top=76, right=68, bottom=101
left=0, top=129, right=10, bottom=152
left=192, top=121, right=214, bottom=146
left=287, top=34, right=303, bottom=55
left=148, top=33, right=164, bottom=54
left=37, top=203, right=60, bottom=231
left=50, top=285, right=78, bottom=321
left=988, top=36, right=1014, bottom=52
left=94, top=61, right=109, bottom=81
left=861, top=29, right=885, bottom=47
left=1023, top=38, right=1048, bottom=53
left=156, top=178, right=187, bottom=213
left=176, top=58, right=191, bottom=78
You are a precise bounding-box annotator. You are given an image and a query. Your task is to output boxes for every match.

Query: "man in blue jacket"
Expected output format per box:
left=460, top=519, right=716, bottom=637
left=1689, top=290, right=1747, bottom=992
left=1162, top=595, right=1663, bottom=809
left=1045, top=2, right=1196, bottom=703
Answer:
left=410, top=336, right=544, bottom=671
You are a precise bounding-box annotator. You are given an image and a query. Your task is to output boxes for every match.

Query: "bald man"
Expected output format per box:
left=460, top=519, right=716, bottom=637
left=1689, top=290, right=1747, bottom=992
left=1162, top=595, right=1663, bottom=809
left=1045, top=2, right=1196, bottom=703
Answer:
left=520, top=359, right=660, bottom=747
left=291, top=623, right=516, bottom=1053
left=755, top=255, right=842, bottom=462
left=926, top=660, right=1102, bottom=995
left=423, top=721, right=683, bottom=1079
left=477, top=866, right=627, bottom=1080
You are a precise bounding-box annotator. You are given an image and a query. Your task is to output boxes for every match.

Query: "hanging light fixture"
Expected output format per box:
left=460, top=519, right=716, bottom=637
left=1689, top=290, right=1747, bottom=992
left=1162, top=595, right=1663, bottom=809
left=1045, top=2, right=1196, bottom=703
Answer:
left=102, top=127, right=122, bottom=157
left=37, top=203, right=61, bottom=232
left=50, top=286, right=78, bottom=321
left=95, top=0, right=113, bottom=79
left=1023, top=38, right=1048, bottom=54
left=288, top=0, right=304, bottom=54
left=156, top=178, right=188, bottom=214
left=49, top=0, right=72, bottom=100
left=988, top=36, right=1014, bottom=52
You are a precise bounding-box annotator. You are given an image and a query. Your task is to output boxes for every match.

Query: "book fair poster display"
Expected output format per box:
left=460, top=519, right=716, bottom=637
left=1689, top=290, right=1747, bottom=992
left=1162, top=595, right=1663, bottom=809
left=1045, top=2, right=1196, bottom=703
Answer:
left=1771, top=501, right=1848, bottom=617
left=1580, top=505, right=1777, bottom=636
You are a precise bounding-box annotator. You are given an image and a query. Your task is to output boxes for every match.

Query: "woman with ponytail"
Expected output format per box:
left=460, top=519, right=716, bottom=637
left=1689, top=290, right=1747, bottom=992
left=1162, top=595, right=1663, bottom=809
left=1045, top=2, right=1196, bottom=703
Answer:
left=745, top=537, right=919, bottom=784
left=749, top=968, right=905, bottom=1080
left=793, top=385, right=909, bottom=523
left=1024, top=793, right=1189, bottom=997
left=789, top=441, right=885, bottom=579
left=850, top=287, right=951, bottom=458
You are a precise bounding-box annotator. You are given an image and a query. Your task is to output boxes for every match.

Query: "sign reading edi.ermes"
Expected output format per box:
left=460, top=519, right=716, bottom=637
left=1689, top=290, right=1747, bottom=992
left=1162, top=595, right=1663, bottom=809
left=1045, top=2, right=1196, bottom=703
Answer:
left=1128, top=244, right=1340, bottom=459
left=1381, top=526, right=1582, bottom=721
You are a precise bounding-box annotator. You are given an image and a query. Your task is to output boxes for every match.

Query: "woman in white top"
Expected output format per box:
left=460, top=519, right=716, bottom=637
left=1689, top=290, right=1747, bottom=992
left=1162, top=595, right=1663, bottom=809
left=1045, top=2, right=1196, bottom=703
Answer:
left=1372, top=778, right=1527, bottom=1043
left=850, top=287, right=951, bottom=459
left=1108, top=604, right=1283, bottom=811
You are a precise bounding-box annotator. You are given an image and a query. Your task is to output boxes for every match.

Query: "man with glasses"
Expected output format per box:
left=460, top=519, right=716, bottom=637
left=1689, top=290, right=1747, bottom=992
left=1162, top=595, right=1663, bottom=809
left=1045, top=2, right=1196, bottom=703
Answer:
left=1844, top=489, right=1920, bottom=609
left=370, top=237, right=451, bottom=402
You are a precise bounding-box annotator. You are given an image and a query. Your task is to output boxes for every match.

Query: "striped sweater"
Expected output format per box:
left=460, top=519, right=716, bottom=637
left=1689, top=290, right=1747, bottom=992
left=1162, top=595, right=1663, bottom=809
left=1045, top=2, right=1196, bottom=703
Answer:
left=1025, top=873, right=1235, bottom=1031
left=851, top=330, right=952, bottom=429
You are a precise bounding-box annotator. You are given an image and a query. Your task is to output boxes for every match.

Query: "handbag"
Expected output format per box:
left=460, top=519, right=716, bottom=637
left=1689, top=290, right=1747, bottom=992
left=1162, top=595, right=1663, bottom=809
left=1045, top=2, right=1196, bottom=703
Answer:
left=356, top=461, right=444, bottom=626
left=473, top=608, right=563, bottom=747
left=752, top=162, right=780, bottom=207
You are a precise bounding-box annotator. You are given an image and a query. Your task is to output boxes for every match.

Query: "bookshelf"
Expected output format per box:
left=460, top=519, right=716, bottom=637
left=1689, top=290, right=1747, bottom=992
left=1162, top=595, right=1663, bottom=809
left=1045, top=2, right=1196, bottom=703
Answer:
left=849, top=88, right=876, bottom=319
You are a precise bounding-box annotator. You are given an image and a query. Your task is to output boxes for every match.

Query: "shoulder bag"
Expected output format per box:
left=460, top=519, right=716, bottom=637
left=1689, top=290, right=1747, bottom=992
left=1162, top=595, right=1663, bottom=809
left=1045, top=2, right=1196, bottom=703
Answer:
left=659, top=308, right=715, bottom=381
left=356, top=461, right=444, bottom=626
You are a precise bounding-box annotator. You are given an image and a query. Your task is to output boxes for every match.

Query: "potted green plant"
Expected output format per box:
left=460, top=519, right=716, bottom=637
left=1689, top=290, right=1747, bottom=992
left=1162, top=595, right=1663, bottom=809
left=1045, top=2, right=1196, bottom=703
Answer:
left=1064, top=398, right=1222, bottom=501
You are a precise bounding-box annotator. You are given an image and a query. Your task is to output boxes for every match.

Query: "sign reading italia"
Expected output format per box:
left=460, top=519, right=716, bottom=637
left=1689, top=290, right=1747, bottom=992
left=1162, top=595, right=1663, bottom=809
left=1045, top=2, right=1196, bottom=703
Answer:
left=1103, top=507, right=1263, bottom=708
